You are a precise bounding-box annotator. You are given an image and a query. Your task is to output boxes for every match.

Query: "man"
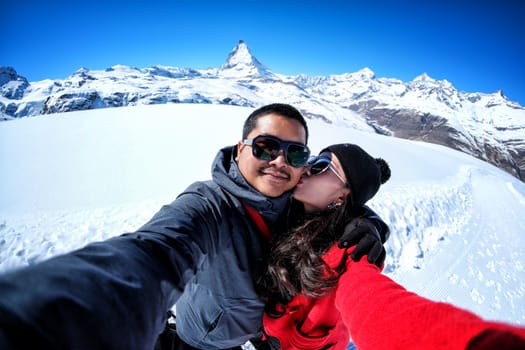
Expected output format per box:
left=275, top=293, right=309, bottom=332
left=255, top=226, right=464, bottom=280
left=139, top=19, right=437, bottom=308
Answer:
left=0, top=103, right=387, bottom=350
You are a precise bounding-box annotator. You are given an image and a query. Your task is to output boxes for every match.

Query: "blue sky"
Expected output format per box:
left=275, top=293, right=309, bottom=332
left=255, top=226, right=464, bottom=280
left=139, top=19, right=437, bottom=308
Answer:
left=2, top=0, right=524, bottom=105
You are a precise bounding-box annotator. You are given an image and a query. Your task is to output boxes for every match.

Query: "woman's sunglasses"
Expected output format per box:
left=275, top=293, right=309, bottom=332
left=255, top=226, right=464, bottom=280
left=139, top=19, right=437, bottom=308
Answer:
left=307, top=155, right=347, bottom=185
left=243, top=135, right=310, bottom=167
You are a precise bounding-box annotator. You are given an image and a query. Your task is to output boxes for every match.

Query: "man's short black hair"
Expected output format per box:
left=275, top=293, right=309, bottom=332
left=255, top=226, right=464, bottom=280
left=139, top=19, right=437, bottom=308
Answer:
left=242, top=103, right=309, bottom=143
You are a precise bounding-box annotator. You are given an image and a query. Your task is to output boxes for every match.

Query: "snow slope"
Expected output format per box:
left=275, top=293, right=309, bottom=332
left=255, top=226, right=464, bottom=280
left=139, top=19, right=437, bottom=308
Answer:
left=1, top=104, right=524, bottom=329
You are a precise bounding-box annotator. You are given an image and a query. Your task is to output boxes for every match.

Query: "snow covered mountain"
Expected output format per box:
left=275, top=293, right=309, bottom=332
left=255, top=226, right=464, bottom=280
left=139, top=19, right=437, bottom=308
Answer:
left=1, top=40, right=524, bottom=181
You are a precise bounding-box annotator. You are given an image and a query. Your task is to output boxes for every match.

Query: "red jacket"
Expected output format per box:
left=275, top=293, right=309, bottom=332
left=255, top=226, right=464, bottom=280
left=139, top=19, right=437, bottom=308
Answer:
left=263, top=245, right=352, bottom=350
left=339, top=255, right=525, bottom=350
left=263, top=245, right=525, bottom=349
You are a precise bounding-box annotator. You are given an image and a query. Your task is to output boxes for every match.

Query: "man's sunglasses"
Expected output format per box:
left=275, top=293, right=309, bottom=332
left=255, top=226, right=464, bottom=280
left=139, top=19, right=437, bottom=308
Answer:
left=307, top=155, right=347, bottom=185
left=243, top=135, right=310, bottom=167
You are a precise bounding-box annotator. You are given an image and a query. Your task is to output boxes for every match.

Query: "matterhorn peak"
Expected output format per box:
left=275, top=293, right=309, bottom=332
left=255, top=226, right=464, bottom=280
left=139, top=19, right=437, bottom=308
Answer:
left=221, top=40, right=255, bottom=69
left=219, top=40, right=276, bottom=80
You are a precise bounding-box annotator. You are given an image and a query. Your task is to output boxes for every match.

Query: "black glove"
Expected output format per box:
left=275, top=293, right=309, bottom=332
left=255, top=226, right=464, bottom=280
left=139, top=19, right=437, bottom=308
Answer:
left=338, top=217, right=387, bottom=267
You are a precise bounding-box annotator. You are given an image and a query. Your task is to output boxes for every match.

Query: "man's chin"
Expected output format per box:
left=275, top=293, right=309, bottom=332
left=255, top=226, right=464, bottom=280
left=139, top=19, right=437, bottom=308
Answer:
left=259, top=183, right=293, bottom=198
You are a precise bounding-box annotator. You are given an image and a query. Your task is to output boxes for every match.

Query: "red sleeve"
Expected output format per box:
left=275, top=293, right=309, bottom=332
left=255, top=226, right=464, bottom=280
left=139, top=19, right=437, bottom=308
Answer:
left=335, top=257, right=525, bottom=350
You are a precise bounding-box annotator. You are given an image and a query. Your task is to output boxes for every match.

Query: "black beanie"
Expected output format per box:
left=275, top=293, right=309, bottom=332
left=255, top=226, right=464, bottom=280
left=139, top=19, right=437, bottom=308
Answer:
left=321, top=143, right=391, bottom=207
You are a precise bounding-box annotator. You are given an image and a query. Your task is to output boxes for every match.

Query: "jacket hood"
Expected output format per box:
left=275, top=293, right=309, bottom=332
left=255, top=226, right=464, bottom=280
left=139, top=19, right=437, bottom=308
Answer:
left=211, top=146, right=292, bottom=228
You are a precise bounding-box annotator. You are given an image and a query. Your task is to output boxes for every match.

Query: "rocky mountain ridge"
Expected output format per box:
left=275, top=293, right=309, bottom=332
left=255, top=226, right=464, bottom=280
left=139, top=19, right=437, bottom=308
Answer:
left=1, top=40, right=524, bottom=181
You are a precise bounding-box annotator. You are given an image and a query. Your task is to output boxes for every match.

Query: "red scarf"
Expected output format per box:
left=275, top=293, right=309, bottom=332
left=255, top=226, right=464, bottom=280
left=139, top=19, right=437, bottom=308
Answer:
left=242, top=202, right=272, bottom=242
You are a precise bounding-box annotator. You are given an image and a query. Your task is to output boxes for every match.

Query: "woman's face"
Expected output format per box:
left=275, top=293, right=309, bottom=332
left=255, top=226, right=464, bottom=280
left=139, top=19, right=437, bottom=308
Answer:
left=293, top=152, right=350, bottom=213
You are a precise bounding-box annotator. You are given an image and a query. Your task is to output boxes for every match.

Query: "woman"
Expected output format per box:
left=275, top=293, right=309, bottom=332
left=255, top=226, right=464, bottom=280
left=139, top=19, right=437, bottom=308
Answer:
left=257, top=143, right=525, bottom=350
left=257, top=143, right=391, bottom=350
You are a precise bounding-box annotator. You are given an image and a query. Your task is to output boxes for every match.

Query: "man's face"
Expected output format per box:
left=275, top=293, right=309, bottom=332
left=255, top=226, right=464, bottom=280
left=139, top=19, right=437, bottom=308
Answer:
left=236, top=114, right=307, bottom=198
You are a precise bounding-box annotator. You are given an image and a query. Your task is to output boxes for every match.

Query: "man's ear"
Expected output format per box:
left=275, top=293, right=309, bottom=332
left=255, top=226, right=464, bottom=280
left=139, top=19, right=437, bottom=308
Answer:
left=235, top=140, right=244, bottom=161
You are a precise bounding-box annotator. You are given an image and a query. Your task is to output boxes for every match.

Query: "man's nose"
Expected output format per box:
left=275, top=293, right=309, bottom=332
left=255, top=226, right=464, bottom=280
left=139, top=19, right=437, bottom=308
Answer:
left=269, top=150, right=288, bottom=167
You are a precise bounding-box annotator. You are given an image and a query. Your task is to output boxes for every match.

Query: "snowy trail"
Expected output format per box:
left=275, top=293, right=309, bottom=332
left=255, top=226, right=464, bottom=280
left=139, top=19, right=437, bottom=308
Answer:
left=383, top=165, right=525, bottom=324
left=458, top=172, right=525, bottom=321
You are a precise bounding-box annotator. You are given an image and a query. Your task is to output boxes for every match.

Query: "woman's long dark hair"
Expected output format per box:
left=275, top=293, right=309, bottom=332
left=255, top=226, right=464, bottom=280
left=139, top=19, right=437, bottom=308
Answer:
left=256, top=198, right=356, bottom=318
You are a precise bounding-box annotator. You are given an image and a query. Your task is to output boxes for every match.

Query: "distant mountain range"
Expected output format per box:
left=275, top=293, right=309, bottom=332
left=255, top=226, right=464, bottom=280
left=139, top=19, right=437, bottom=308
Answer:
left=1, top=40, right=524, bottom=181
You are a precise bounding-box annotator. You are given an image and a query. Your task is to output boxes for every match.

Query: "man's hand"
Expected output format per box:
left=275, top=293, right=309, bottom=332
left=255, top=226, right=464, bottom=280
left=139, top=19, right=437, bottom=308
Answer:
left=338, top=217, right=387, bottom=267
